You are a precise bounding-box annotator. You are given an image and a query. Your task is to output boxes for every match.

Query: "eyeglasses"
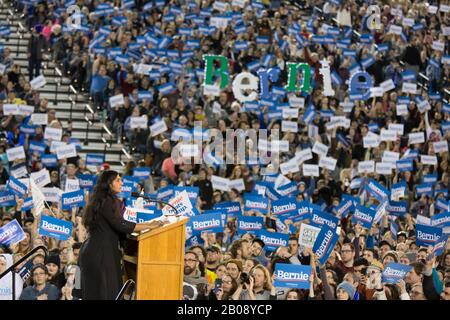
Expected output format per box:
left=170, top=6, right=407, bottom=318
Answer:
left=341, top=249, right=353, bottom=253
left=184, top=259, right=197, bottom=263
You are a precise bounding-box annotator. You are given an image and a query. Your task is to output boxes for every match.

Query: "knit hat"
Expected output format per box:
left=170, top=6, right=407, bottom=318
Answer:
left=369, top=260, right=385, bottom=272
left=383, top=250, right=399, bottom=263
left=46, top=253, right=60, bottom=269
left=337, top=281, right=355, bottom=299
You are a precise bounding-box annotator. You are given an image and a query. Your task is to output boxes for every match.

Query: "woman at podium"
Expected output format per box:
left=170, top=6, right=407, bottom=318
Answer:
left=79, top=170, right=164, bottom=300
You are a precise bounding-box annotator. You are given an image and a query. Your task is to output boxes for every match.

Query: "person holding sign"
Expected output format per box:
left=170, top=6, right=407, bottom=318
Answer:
left=79, top=170, right=166, bottom=300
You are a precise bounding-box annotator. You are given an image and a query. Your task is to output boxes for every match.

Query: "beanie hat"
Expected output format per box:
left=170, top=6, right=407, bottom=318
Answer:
left=337, top=281, right=355, bottom=299
left=369, top=260, right=385, bottom=272
left=46, top=253, right=60, bottom=269
left=383, top=250, right=399, bottom=263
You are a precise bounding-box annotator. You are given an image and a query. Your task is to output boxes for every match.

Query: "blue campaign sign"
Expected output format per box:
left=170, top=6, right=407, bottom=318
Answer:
left=335, top=194, right=354, bottom=218
left=28, top=141, right=47, bottom=155
left=271, top=197, right=297, bottom=218
left=6, top=176, right=28, bottom=196
left=136, top=209, right=162, bottom=223
left=416, top=224, right=442, bottom=247
left=78, top=174, right=97, bottom=190
left=190, top=213, right=224, bottom=234
left=237, top=216, right=264, bottom=235
left=313, top=225, right=339, bottom=265
left=86, top=154, right=105, bottom=166
left=310, top=210, right=339, bottom=230
left=133, top=167, right=152, bottom=180
left=0, top=191, right=16, bottom=208
left=433, top=235, right=449, bottom=257
left=431, top=211, right=450, bottom=228
left=213, top=201, right=242, bottom=218
left=22, top=197, right=33, bottom=211
left=277, top=181, right=299, bottom=198
left=365, top=179, right=390, bottom=201
left=294, top=201, right=311, bottom=222
left=396, top=159, right=413, bottom=172
left=38, top=215, right=73, bottom=241
left=273, top=263, right=312, bottom=290
left=118, top=182, right=135, bottom=198
left=0, top=219, right=26, bottom=246
left=352, top=204, right=376, bottom=229
left=258, top=230, right=289, bottom=252
left=61, top=189, right=85, bottom=210
left=391, top=181, right=407, bottom=198
left=185, top=235, right=205, bottom=248
left=41, top=154, right=58, bottom=168
left=416, top=182, right=434, bottom=197
left=157, top=185, right=174, bottom=201
left=174, top=186, right=199, bottom=206
left=387, top=201, right=408, bottom=217
left=244, top=194, right=269, bottom=215
left=382, top=263, right=413, bottom=284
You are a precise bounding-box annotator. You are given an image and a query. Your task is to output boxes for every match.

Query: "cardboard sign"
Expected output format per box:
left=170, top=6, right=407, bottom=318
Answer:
left=298, top=223, right=321, bottom=248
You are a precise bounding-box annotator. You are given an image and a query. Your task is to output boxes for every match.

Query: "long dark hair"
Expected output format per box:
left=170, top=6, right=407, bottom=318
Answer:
left=82, top=170, right=119, bottom=231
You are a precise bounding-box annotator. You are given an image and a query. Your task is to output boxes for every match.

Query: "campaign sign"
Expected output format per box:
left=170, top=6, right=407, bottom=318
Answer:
left=185, top=235, right=205, bottom=248
left=22, top=197, right=33, bottom=211
left=190, top=213, right=224, bottom=234
left=133, top=167, right=151, bottom=180
left=0, top=191, right=16, bottom=208
left=294, top=201, right=311, bottom=221
left=61, top=189, right=85, bottom=210
left=258, top=230, right=290, bottom=252
left=0, top=219, right=26, bottom=246
left=382, top=263, right=413, bottom=284
left=173, top=186, right=199, bottom=206
left=244, top=194, right=269, bottom=215
left=416, top=224, right=442, bottom=247
left=41, top=154, right=58, bottom=168
left=431, top=211, right=450, bottom=228
left=352, top=204, right=376, bottom=229
left=387, top=201, right=408, bottom=217
left=335, top=194, right=354, bottom=218
left=86, top=154, right=105, bottom=166
left=313, top=225, right=339, bottom=265
left=6, top=176, right=28, bottom=196
left=78, top=174, right=97, bottom=190
left=213, top=201, right=242, bottom=218
left=391, top=181, right=407, bottom=200
left=273, top=263, right=312, bottom=289
left=433, top=235, right=449, bottom=257
left=39, top=215, right=72, bottom=241
left=298, top=223, right=321, bottom=248
left=237, top=216, right=264, bottom=234
left=310, top=210, right=339, bottom=230
left=137, top=209, right=162, bottom=223
left=365, top=178, right=390, bottom=201
left=271, top=197, right=297, bottom=218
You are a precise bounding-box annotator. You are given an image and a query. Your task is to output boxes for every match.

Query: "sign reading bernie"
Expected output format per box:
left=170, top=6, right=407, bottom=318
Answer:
left=202, top=55, right=370, bottom=102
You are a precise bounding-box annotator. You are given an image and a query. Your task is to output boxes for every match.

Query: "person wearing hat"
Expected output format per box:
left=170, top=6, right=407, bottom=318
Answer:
left=19, top=264, right=59, bottom=300
left=336, top=281, right=355, bottom=300
left=205, top=245, right=222, bottom=273
left=27, top=24, right=48, bottom=81
left=382, top=251, right=399, bottom=266
left=46, top=253, right=65, bottom=289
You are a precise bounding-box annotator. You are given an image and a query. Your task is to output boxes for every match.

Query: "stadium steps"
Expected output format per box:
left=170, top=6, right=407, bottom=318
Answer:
left=0, top=7, right=128, bottom=172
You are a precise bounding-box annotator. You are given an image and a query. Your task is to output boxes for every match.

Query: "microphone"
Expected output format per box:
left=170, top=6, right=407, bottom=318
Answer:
left=131, top=192, right=179, bottom=216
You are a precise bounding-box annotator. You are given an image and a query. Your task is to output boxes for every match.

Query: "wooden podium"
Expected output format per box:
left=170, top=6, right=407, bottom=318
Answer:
left=123, top=218, right=187, bottom=300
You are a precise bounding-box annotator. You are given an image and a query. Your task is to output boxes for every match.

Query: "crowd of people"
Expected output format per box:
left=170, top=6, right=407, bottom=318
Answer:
left=0, top=0, right=449, bottom=300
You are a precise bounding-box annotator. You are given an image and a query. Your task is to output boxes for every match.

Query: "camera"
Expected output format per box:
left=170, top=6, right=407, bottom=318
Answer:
left=240, top=272, right=251, bottom=285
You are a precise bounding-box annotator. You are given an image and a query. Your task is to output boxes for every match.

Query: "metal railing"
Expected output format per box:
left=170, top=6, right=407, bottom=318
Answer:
left=115, top=279, right=136, bottom=300
left=0, top=245, right=48, bottom=300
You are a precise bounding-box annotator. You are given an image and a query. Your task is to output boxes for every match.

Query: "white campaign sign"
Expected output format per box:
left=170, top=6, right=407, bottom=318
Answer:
left=319, top=156, right=337, bottom=171
left=31, top=113, right=48, bottom=125
left=376, top=162, right=393, bottom=175
left=280, top=159, right=300, bottom=175
left=44, top=127, right=63, bottom=141
left=211, top=175, right=230, bottom=191
left=281, top=120, right=298, bottom=133
left=30, top=168, right=51, bottom=188
left=433, top=141, right=449, bottom=154
left=408, top=132, right=425, bottom=145
left=150, top=120, right=168, bottom=137
left=312, top=141, right=329, bottom=158
left=396, top=104, right=408, bottom=116
left=6, top=146, right=26, bottom=162
left=109, top=94, right=125, bottom=107
left=298, top=223, right=321, bottom=248
left=380, top=129, right=397, bottom=142
left=203, top=84, right=221, bottom=97
left=380, top=79, right=396, bottom=93
left=420, top=155, right=437, bottom=166
left=389, top=123, right=404, bottom=135
left=65, top=178, right=80, bottom=192
left=358, top=160, right=375, bottom=173
left=130, top=116, right=148, bottom=129
left=402, top=82, right=417, bottom=94
left=228, top=179, right=245, bottom=191
left=56, top=144, right=77, bottom=159
left=294, top=148, right=313, bottom=164
left=303, top=164, right=319, bottom=177
left=30, top=75, right=46, bottom=90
